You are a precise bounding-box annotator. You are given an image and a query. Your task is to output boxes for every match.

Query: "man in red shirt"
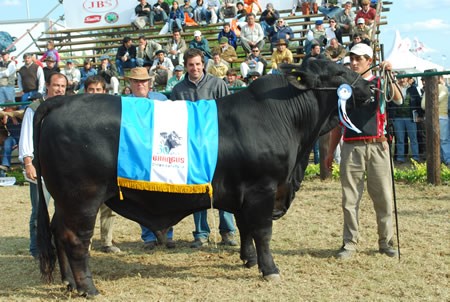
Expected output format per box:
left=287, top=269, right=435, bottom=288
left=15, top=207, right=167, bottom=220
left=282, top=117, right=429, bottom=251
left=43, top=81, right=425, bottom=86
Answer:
left=355, top=0, right=377, bottom=27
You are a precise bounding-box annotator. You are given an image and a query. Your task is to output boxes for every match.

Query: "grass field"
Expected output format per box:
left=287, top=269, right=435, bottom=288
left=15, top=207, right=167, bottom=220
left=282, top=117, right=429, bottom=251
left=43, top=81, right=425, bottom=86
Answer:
left=0, top=180, right=448, bottom=301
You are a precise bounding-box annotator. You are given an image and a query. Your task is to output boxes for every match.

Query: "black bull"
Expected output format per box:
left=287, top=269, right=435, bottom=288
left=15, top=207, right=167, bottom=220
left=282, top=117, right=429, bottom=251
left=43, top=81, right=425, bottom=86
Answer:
left=35, top=61, right=371, bottom=296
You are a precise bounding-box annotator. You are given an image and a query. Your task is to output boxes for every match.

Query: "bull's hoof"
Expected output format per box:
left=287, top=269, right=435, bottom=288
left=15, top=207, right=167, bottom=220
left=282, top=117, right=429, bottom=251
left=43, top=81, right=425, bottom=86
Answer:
left=263, top=273, right=281, bottom=282
left=242, top=259, right=257, bottom=268
left=62, top=280, right=75, bottom=292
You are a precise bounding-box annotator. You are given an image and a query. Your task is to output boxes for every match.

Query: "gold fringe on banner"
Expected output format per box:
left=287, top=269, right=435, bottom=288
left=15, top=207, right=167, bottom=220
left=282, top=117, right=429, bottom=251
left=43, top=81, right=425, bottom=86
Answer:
left=117, top=177, right=213, bottom=200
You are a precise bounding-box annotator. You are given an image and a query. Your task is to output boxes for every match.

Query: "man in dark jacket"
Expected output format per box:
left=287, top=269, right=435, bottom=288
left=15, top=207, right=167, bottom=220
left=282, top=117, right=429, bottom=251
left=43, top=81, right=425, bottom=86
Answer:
left=115, top=37, right=137, bottom=76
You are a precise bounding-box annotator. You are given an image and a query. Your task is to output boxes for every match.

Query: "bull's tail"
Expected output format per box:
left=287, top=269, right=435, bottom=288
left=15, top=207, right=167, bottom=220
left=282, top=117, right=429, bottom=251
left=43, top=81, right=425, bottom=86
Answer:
left=34, top=99, right=61, bottom=283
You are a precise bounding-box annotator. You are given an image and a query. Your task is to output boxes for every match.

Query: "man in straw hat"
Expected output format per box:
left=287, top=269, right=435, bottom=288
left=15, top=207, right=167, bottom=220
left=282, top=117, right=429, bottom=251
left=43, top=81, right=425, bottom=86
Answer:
left=270, top=39, right=293, bottom=72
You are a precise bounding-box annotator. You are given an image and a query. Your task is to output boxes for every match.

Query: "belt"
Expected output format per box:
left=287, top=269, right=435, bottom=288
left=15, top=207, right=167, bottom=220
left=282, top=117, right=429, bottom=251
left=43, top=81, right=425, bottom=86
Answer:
left=345, top=136, right=387, bottom=144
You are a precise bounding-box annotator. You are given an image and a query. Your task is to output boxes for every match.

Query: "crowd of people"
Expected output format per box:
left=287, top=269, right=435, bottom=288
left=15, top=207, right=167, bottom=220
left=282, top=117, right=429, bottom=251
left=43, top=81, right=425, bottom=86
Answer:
left=0, top=0, right=448, bottom=261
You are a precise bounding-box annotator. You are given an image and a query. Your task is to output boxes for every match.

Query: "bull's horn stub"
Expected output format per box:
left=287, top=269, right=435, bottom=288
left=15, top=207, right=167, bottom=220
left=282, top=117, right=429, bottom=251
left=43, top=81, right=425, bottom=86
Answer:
left=337, top=84, right=362, bottom=134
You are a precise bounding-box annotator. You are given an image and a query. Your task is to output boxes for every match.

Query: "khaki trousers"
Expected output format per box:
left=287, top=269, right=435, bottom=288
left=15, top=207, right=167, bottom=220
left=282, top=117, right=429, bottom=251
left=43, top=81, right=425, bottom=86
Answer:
left=340, top=140, right=394, bottom=250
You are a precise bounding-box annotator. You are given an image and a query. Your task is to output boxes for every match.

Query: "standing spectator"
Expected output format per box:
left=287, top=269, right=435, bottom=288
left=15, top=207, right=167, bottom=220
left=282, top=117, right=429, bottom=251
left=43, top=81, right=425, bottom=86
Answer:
left=60, top=60, right=81, bottom=95
left=84, top=75, right=121, bottom=254
left=213, top=37, right=238, bottom=65
left=167, top=1, right=185, bottom=33
left=259, top=3, right=280, bottom=36
left=240, top=45, right=267, bottom=78
left=136, top=36, right=162, bottom=68
left=290, top=0, right=318, bottom=16
left=150, top=50, right=174, bottom=86
left=150, top=0, right=170, bottom=28
left=224, top=69, right=245, bottom=91
left=389, top=76, right=421, bottom=163
left=206, top=52, right=229, bottom=78
left=218, top=23, right=238, bottom=50
left=324, top=38, right=346, bottom=62
left=0, top=50, right=17, bottom=105
left=189, top=30, right=212, bottom=64
left=165, top=28, right=188, bottom=67
left=115, top=37, right=137, bottom=77
left=193, top=0, right=207, bottom=24
left=270, top=39, right=293, bottom=72
left=421, top=76, right=450, bottom=165
left=219, top=0, right=237, bottom=19
left=79, top=59, right=97, bottom=92
left=170, top=48, right=236, bottom=248
left=97, top=55, right=120, bottom=95
left=325, top=43, right=402, bottom=259
left=17, top=53, right=45, bottom=103
left=165, top=64, right=185, bottom=91
left=268, top=18, right=294, bottom=51
left=133, top=0, right=152, bottom=29
left=19, top=72, right=67, bottom=259
left=355, top=0, right=376, bottom=27
left=326, top=17, right=343, bottom=45
left=42, top=55, right=60, bottom=83
left=239, top=13, right=265, bottom=55
left=39, top=40, right=60, bottom=64
left=125, top=67, right=173, bottom=251
left=335, top=1, right=355, bottom=34
left=205, top=0, right=221, bottom=24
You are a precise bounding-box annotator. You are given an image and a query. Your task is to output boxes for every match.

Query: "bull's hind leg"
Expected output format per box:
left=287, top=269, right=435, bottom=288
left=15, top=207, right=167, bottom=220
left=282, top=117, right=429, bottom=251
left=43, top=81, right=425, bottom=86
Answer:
left=234, top=213, right=257, bottom=268
left=53, top=212, right=99, bottom=297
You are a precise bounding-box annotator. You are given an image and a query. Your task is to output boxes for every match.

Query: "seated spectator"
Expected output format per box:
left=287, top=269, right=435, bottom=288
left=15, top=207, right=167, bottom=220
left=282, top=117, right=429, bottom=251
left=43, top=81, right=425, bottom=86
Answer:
left=164, top=29, right=188, bottom=66
left=324, top=38, right=346, bottom=63
left=165, top=64, right=185, bottom=91
left=351, top=18, right=372, bottom=44
left=136, top=36, right=162, bottom=68
left=290, top=0, right=318, bottom=16
left=259, top=3, right=280, bottom=36
left=347, top=33, right=369, bottom=50
left=245, top=70, right=260, bottom=85
left=193, top=0, right=207, bottom=24
left=219, top=0, right=237, bottom=20
left=189, top=30, right=212, bottom=64
left=183, top=0, right=195, bottom=19
left=150, top=0, right=170, bottom=28
left=335, top=1, right=355, bottom=34
left=42, top=54, right=60, bottom=83
left=218, top=23, right=238, bottom=50
left=318, top=0, right=343, bottom=19
left=40, top=40, right=60, bottom=64
left=326, top=17, right=343, bottom=45
left=224, top=69, right=245, bottom=91
left=206, top=52, right=229, bottom=78
left=268, top=18, right=294, bottom=51
left=355, top=0, right=376, bottom=27
left=79, top=59, right=97, bottom=92
left=244, top=0, right=262, bottom=15
left=115, top=37, right=137, bottom=76
left=240, top=45, right=267, bottom=78
left=205, top=0, right=220, bottom=24
left=122, top=85, right=132, bottom=96
left=239, top=13, right=265, bottom=54
left=97, top=54, right=119, bottom=95
left=150, top=50, right=174, bottom=86
left=133, top=0, right=152, bottom=30
left=304, top=19, right=326, bottom=55
left=270, top=39, right=293, bottom=73
left=167, top=1, right=185, bottom=33
left=60, top=60, right=81, bottom=95
left=301, top=43, right=326, bottom=67
left=213, top=37, right=238, bottom=65
left=235, top=1, right=247, bottom=22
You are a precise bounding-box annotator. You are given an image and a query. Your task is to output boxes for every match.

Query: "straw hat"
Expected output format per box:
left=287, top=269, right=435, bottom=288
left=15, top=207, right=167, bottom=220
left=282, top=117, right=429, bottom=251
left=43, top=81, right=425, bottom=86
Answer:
left=127, top=67, right=151, bottom=80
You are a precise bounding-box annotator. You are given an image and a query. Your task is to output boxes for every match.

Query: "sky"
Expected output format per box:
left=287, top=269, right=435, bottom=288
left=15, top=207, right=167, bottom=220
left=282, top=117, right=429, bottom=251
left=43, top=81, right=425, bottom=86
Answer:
left=1, top=0, right=450, bottom=70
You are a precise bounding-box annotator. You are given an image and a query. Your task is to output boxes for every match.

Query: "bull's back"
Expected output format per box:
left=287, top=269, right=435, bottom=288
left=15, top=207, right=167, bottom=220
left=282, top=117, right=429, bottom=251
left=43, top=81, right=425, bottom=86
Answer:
left=38, top=94, right=122, bottom=197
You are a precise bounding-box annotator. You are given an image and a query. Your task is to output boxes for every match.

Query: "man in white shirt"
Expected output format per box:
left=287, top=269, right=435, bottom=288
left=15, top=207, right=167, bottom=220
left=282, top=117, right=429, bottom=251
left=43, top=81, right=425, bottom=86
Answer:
left=60, top=60, right=81, bottom=94
left=239, top=13, right=264, bottom=54
left=150, top=50, right=174, bottom=86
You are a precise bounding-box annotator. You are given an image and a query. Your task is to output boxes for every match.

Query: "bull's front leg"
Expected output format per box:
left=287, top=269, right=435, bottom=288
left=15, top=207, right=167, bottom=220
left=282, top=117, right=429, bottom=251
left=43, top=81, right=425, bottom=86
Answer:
left=234, top=212, right=257, bottom=268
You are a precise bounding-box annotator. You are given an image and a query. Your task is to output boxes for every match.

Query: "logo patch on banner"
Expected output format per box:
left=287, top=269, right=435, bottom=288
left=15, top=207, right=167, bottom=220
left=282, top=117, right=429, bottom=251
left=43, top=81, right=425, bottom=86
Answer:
left=117, top=97, right=218, bottom=198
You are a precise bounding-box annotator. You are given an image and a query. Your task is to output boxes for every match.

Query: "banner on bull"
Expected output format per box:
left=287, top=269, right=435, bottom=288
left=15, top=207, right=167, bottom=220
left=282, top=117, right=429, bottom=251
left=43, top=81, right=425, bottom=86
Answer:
left=117, top=97, right=218, bottom=198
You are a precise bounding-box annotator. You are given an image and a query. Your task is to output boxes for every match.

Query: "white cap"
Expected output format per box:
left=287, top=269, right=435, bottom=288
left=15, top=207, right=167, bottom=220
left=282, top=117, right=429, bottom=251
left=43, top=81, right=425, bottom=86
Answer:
left=357, top=18, right=365, bottom=24
left=349, top=43, right=373, bottom=57
left=194, top=30, right=201, bottom=37
left=343, top=56, right=351, bottom=65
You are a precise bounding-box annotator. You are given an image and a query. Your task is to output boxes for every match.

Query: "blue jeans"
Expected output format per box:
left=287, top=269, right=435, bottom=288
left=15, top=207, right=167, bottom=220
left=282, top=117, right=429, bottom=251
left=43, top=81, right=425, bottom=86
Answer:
left=0, top=86, right=15, bottom=103
left=140, top=225, right=173, bottom=243
left=393, top=118, right=420, bottom=162
left=20, top=90, right=38, bottom=108
left=192, top=210, right=235, bottom=239
left=313, top=140, right=319, bottom=164
left=29, top=183, right=51, bottom=257
left=439, top=117, right=450, bottom=164
left=115, top=58, right=136, bottom=76
left=2, top=135, right=19, bottom=168
left=168, top=19, right=183, bottom=32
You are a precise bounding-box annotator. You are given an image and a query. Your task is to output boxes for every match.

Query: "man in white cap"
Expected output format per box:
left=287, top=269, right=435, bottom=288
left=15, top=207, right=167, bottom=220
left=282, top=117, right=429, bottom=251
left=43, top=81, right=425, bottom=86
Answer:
left=189, top=30, right=212, bottom=64
left=352, top=17, right=372, bottom=44
left=325, top=43, right=402, bottom=259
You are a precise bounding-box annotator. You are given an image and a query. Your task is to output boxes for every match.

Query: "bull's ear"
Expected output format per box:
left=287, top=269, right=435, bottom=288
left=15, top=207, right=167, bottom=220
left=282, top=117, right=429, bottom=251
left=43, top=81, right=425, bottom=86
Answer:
left=279, top=64, right=317, bottom=90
